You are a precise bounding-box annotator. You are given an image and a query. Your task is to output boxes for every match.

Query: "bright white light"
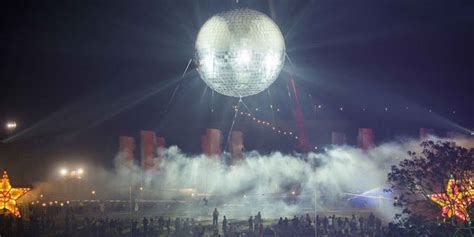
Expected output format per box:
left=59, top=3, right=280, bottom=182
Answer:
left=91, top=190, right=96, bottom=195
left=237, top=50, right=251, bottom=64
left=77, top=168, right=84, bottom=175
left=202, top=54, right=215, bottom=75
left=59, top=168, right=68, bottom=176
left=195, top=8, right=285, bottom=97
left=5, top=121, right=17, bottom=130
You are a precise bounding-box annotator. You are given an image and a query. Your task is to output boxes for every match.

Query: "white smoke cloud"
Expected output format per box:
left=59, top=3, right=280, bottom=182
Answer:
left=25, top=135, right=473, bottom=220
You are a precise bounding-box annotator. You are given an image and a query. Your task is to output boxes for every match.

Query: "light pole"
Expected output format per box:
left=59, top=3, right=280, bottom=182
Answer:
left=314, top=190, right=317, bottom=237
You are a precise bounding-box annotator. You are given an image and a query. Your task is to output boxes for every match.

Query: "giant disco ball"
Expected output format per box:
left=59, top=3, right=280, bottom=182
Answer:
left=195, top=9, right=285, bottom=97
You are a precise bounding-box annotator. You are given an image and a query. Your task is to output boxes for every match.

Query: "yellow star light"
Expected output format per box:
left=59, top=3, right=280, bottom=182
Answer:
left=430, top=178, right=474, bottom=221
left=0, top=170, right=31, bottom=217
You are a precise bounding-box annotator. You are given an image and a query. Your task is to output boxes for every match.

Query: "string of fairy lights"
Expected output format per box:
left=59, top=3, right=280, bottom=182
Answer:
left=233, top=105, right=299, bottom=141
left=228, top=103, right=461, bottom=115
left=227, top=101, right=469, bottom=140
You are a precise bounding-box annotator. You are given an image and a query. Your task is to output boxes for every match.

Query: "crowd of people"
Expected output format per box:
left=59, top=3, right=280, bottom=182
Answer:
left=273, top=213, right=385, bottom=237
left=0, top=207, right=391, bottom=237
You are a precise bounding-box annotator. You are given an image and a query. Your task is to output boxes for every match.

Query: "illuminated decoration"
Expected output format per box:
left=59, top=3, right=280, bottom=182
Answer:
left=430, top=179, right=474, bottom=221
left=0, top=171, right=31, bottom=217
left=195, top=8, right=285, bottom=97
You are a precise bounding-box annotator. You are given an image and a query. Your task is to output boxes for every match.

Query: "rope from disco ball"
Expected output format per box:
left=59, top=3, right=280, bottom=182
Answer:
left=285, top=53, right=296, bottom=101
left=211, top=90, right=215, bottom=113
left=267, top=89, right=277, bottom=125
left=224, top=97, right=242, bottom=155
left=164, top=58, right=193, bottom=113
left=182, top=58, right=193, bottom=78
left=199, top=86, right=208, bottom=104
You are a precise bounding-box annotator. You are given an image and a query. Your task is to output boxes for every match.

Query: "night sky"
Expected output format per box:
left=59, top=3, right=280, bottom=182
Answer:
left=0, top=0, right=472, bottom=181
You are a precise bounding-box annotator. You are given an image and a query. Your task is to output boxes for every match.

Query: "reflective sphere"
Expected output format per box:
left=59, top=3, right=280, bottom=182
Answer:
left=195, top=9, right=285, bottom=97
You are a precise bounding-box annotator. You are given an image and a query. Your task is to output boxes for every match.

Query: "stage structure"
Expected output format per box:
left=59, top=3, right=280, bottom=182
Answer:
left=119, top=136, right=136, bottom=168
left=357, top=128, right=375, bottom=150
left=230, top=131, right=244, bottom=163
left=141, top=130, right=157, bottom=170
left=201, top=128, right=222, bottom=157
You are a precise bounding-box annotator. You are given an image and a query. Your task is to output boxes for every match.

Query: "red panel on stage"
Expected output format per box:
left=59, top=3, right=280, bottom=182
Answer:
left=358, top=128, right=375, bottom=150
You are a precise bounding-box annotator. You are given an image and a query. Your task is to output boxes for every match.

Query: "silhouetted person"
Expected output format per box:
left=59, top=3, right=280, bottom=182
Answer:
left=158, top=216, right=164, bottom=231
left=212, top=208, right=219, bottom=226
left=175, top=218, right=180, bottom=233
left=305, top=213, right=311, bottom=227
left=256, top=211, right=262, bottom=224
left=248, top=216, right=254, bottom=231
left=166, top=218, right=171, bottom=235
left=143, top=217, right=149, bottom=236
left=131, top=220, right=138, bottom=236
left=222, top=216, right=228, bottom=234
left=359, top=216, right=364, bottom=231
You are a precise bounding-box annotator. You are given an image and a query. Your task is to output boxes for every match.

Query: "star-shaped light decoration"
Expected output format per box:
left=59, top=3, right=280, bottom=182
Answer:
left=430, top=178, right=474, bottom=221
left=0, top=170, right=31, bottom=217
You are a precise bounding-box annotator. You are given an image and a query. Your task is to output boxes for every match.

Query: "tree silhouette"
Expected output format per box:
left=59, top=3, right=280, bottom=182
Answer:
left=387, top=140, right=473, bottom=236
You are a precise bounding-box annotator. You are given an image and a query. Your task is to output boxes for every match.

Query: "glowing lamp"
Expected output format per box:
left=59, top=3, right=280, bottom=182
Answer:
left=59, top=168, right=68, bottom=176
left=5, top=122, right=17, bottom=130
